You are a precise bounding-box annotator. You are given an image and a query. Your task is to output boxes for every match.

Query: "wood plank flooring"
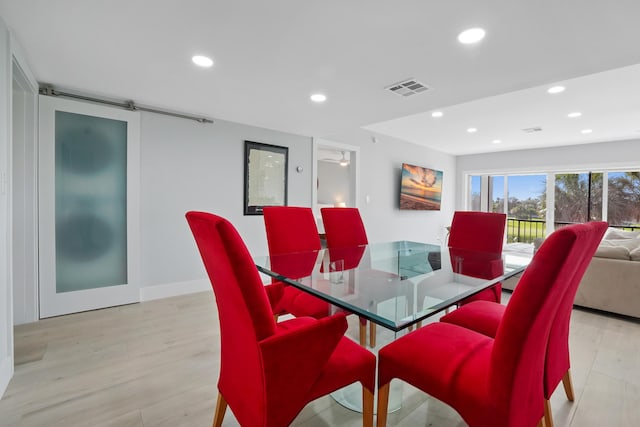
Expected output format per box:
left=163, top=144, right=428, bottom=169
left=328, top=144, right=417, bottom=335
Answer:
left=1, top=291, right=639, bottom=426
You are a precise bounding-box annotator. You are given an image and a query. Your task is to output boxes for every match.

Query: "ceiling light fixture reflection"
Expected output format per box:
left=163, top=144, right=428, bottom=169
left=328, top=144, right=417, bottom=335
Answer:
left=192, top=55, right=213, bottom=67
left=431, top=111, right=443, bottom=118
left=568, top=112, right=582, bottom=118
left=310, top=93, right=327, bottom=103
left=492, top=139, right=502, bottom=144
left=581, top=129, right=593, bottom=134
left=547, top=85, right=565, bottom=94
left=458, top=28, right=486, bottom=44
left=467, top=127, right=477, bottom=133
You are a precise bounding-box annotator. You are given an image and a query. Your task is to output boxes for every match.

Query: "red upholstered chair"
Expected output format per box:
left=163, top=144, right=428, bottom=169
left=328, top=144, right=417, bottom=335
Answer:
left=263, top=206, right=330, bottom=320
left=376, top=223, right=593, bottom=427
left=321, top=207, right=375, bottom=347
left=440, top=221, right=607, bottom=427
left=186, top=211, right=376, bottom=427
left=448, top=211, right=507, bottom=304
left=321, top=207, right=369, bottom=248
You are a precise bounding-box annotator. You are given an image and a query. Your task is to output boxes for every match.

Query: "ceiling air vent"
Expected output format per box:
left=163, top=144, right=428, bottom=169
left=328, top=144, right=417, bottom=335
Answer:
left=386, top=79, right=429, bottom=97
left=522, top=127, right=543, bottom=133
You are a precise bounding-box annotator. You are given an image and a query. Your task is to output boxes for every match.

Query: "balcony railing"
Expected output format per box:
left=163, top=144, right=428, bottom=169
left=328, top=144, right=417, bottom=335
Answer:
left=507, top=218, right=546, bottom=244
left=506, top=218, right=640, bottom=244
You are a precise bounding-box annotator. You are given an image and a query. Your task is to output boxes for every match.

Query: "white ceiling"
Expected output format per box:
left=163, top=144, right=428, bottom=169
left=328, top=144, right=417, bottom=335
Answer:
left=1, top=0, right=639, bottom=155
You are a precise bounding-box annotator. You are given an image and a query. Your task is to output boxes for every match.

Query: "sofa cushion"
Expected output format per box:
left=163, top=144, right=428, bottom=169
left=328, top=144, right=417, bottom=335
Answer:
left=594, top=237, right=640, bottom=260
left=604, top=228, right=640, bottom=240
left=630, top=247, right=640, bottom=261
left=594, top=245, right=631, bottom=260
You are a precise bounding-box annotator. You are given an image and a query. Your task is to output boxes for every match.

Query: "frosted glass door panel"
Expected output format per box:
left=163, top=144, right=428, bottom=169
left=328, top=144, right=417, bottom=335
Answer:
left=55, top=112, right=127, bottom=292
left=39, top=95, right=140, bottom=318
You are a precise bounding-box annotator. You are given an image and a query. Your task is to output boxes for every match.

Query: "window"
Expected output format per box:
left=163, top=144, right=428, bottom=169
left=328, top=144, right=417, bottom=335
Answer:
left=608, top=171, right=640, bottom=228
left=465, top=168, right=640, bottom=242
left=554, top=172, right=602, bottom=227
left=489, top=175, right=504, bottom=213
left=506, top=174, right=546, bottom=243
left=470, top=175, right=481, bottom=211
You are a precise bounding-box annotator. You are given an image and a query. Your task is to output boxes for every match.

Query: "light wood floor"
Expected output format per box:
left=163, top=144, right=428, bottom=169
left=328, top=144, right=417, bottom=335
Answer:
left=1, top=291, right=639, bottom=427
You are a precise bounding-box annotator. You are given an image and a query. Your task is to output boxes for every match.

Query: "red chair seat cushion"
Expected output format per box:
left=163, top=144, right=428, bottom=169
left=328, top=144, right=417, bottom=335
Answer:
left=290, top=291, right=332, bottom=319
left=378, top=322, right=493, bottom=421
left=307, top=335, right=376, bottom=402
left=274, top=316, right=317, bottom=333
left=440, top=300, right=505, bottom=338
left=458, top=285, right=502, bottom=305
left=274, top=315, right=376, bottom=402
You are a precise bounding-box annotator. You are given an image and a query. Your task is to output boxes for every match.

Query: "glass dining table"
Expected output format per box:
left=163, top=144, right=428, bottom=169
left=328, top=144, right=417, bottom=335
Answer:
left=254, top=240, right=530, bottom=411
left=255, top=241, right=529, bottom=332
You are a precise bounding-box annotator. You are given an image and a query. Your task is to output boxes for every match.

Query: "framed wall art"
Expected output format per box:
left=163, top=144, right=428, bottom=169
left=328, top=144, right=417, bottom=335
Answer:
left=244, top=140, right=288, bottom=215
left=399, top=162, right=443, bottom=210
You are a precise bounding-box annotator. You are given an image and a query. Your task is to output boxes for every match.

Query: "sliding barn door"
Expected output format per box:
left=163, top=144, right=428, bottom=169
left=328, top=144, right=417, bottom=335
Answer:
left=38, top=96, right=140, bottom=318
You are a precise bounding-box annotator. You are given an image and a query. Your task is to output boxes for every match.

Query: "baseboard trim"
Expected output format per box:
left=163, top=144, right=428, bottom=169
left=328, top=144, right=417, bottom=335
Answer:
left=0, top=356, right=13, bottom=399
left=139, top=279, right=209, bottom=302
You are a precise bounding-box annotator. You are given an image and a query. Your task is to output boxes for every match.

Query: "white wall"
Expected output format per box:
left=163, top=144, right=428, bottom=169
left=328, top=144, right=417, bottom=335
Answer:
left=139, top=113, right=312, bottom=290
left=455, top=138, right=640, bottom=210
left=0, top=16, right=13, bottom=398
left=138, top=116, right=456, bottom=295
left=328, top=128, right=456, bottom=245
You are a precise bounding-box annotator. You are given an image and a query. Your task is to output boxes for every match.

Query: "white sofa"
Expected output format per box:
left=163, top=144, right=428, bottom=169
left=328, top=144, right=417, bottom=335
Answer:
left=503, top=228, right=640, bottom=318
left=573, top=228, right=640, bottom=318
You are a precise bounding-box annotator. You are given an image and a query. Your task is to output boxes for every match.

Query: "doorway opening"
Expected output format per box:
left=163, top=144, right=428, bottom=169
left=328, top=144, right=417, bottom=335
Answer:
left=312, top=138, right=359, bottom=234
left=11, top=57, right=39, bottom=325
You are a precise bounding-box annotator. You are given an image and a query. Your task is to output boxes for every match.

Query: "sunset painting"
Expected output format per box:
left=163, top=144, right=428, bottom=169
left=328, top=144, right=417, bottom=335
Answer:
left=400, top=163, right=443, bottom=210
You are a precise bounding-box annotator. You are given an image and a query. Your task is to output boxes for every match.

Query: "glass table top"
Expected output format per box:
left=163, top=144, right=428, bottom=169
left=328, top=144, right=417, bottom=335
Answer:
left=255, top=241, right=530, bottom=332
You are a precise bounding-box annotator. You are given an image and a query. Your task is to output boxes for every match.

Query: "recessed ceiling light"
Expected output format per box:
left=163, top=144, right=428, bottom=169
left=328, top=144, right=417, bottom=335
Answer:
left=192, top=55, right=213, bottom=67
left=310, top=93, right=327, bottom=103
left=547, top=85, right=565, bottom=94
left=431, top=111, right=443, bottom=118
left=458, top=28, right=486, bottom=44
left=467, top=127, right=477, bottom=133
left=581, top=129, right=593, bottom=134
left=492, top=139, right=502, bottom=144
left=568, top=112, right=582, bottom=118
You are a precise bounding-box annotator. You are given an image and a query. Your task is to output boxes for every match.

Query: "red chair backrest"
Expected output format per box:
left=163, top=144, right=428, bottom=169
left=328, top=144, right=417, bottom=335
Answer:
left=186, top=211, right=276, bottom=425
left=448, top=211, right=506, bottom=254
left=544, top=221, right=607, bottom=397
left=448, top=247, right=504, bottom=280
left=448, top=212, right=506, bottom=288
left=263, top=206, right=321, bottom=254
left=321, top=207, right=369, bottom=248
left=489, top=223, right=592, bottom=425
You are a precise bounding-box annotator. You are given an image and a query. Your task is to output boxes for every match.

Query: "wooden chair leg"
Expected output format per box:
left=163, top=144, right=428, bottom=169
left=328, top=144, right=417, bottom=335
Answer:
left=369, top=322, right=377, bottom=348
left=544, top=398, right=553, bottom=427
left=562, top=370, right=575, bottom=401
left=537, top=416, right=546, bottom=427
left=212, top=393, right=227, bottom=427
left=362, top=387, right=374, bottom=427
left=416, top=321, right=422, bottom=328
left=376, top=383, right=390, bottom=427
left=359, top=321, right=367, bottom=346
